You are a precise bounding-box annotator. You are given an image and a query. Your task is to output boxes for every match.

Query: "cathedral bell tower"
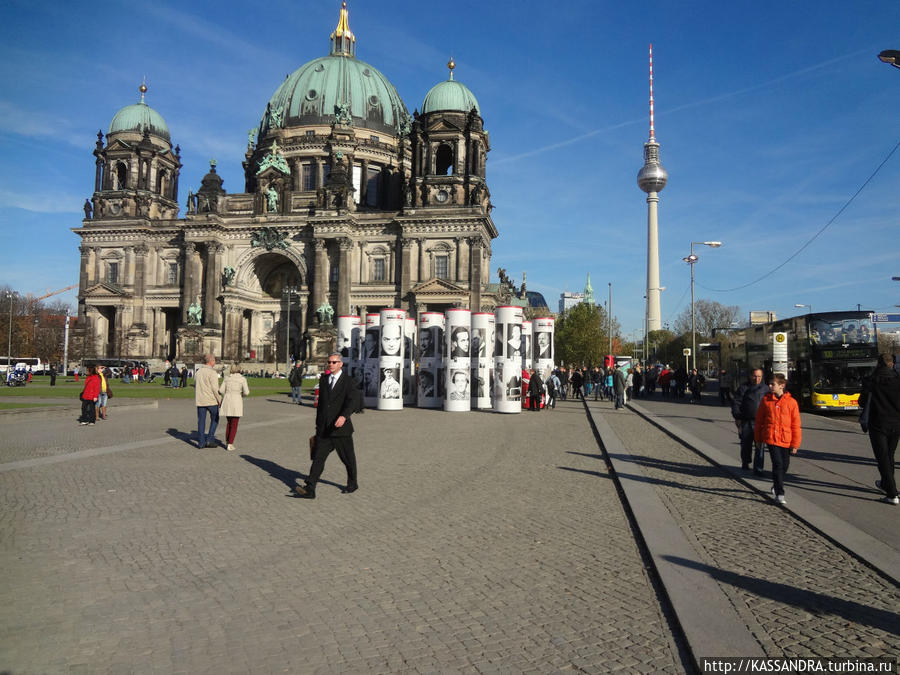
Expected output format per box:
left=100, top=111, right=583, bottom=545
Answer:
left=89, top=83, right=181, bottom=222
left=409, top=59, right=490, bottom=210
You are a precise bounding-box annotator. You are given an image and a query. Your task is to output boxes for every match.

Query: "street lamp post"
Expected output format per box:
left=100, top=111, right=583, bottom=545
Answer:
left=608, top=282, right=612, bottom=356
left=283, top=286, right=298, bottom=375
left=682, top=241, right=722, bottom=371
left=6, top=291, right=14, bottom=375
left=794, top=303, right=812, bottom=315
left=878, top=50, right=900, bottom=69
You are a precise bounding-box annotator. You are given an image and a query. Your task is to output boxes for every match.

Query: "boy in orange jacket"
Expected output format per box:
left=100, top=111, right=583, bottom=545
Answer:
left=755, top=373, right=802, bottom=504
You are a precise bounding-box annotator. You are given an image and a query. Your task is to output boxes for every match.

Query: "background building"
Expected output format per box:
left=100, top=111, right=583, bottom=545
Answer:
left=73, top=4, right=497, bottom=367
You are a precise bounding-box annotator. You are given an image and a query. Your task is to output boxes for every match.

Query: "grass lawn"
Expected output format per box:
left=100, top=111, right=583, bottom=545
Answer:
left=0, top=401, right=64, bottom=410
left=0, top=376, right=317, bottom=400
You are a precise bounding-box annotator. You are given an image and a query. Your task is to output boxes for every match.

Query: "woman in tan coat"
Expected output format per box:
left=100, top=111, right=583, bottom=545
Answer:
left=219, top=363, right=250, bottom=451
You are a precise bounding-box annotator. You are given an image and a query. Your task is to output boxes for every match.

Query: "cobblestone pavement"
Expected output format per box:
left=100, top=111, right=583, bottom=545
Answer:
left=593, top=399, right=900, bottom=659
left=0, top=398, right=687, bottom=673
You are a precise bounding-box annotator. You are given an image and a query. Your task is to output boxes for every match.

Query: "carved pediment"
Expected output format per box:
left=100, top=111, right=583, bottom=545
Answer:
left=83, top=282, right=129, bottom=298
left=427, top=119, right=462, bottom=133
left=410, top=277, right=467, bottom=295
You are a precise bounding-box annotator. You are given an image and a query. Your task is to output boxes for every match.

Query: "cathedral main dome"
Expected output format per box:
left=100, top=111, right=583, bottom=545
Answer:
left=259, top=2, right=408, bottom=138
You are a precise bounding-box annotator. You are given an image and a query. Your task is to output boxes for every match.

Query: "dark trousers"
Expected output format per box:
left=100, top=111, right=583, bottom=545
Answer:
left=869, top=425, right=899, bottom=498
left=529, top=392, right=542, bottom=410
left=79, top=399, right=96, bottom=423
left=769, top=445, right=791, bottom=496
left=615, top=393, right=624, bottom=409
left=197, top=405, right=219, bottom=447
left=739, top=421, right=765, bottom=472
left=308, top=435, right=357, bottom=489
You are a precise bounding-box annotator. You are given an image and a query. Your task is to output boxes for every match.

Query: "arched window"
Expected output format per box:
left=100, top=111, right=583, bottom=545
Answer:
left=115, top=163, right=128, bottom=190
left=156, top=169, right=168, bottom=196
left=435, top=144, right=453, bottom=176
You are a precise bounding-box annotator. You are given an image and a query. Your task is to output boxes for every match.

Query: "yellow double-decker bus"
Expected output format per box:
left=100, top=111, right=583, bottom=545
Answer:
left=727, top=311, right=878, bottom=412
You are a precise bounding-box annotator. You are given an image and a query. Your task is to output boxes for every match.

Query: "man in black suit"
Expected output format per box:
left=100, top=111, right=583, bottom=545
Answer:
left=294, top=353, right=359, bottom=499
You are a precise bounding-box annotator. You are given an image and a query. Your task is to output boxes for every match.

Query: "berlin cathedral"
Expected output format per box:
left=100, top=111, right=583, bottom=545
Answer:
left=73, top=2, right=499, bottom=366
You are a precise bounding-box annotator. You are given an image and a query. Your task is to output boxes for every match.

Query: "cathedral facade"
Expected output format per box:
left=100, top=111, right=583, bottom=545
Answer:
left=73, top=3, right=497, bottom=366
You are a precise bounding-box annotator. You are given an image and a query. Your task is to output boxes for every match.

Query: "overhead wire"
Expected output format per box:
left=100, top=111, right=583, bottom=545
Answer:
left=697, top=138, right=900, bottom=293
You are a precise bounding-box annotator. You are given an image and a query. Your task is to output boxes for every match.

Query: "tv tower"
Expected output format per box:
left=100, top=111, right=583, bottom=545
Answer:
left=637, top=44, right=667, bottom=332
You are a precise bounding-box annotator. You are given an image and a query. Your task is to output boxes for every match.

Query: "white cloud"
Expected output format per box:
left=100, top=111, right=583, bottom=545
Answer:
left=0, top=189, right=82, bottom=214
left=0, top=101, right=84, bottom=147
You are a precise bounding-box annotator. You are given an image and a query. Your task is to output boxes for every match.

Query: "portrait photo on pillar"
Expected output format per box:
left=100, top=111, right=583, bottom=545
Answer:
left=534, top=331, right=552, bottom=360
left=379, top=366, right=401, bottom=399
left=364, top=328, right=379, bottom=359
left=364, top=363, right=378, bottom=397
left=380, top=322, right=403, bottom=357
left=419, top=369, right=435, bottom=397
left=471, top=328, right=486, bottom=358
left=495, top=323, right=505, bottom=358
left=338, top=330, right=351, bottom=357
left=449, top=369, right=469, bottom=400
left=418, top=327, right=435, bottom=358
left=506, top=324, right=522, bottom=358
left=450, top=326, right=470, bottom=358
left=471, top=367, right=485, bottom=398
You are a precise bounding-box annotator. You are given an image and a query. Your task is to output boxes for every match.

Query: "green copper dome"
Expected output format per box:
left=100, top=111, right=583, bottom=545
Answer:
left=422, top=79, right=480, bottom=115
left=109, top=100, right=170, bottom=142
left=261, top=55, right=409, bottom=137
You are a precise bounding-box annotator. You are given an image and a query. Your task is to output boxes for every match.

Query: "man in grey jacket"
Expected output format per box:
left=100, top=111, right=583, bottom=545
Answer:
left=731, top=368, right=768, bottom=474
left=194, top=354, right=222, bottom=448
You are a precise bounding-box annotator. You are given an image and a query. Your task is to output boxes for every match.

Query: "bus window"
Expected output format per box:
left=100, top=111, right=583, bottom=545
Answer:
left=811, top=360, right=876, bottom=392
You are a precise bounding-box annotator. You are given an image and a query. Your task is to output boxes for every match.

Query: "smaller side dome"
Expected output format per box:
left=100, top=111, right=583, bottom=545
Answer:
left=108, top=84, right=171, bottom=142
left=422, top=79, right=480, bottom=115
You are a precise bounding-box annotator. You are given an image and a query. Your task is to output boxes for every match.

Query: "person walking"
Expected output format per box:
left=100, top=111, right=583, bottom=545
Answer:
left=180, top=365, right=189, bottom=388
left=527, top=368, right=543, bottom=411
left=547, top=369, right=560, bottom=409
left=78, top=365, right=101, bottom=426
left=49, top=365, right=57, bottom=386
left=754, top=374, right=802, bottom=505
left=688, top=368, right=705, bottom=403
left=294, top=353, right=359, bottom=499
left=194, top=354, right=222, bottom=448
left=169, top=363, right=180, bottom=388
left=289, top=361, right=304, bottom=404
left=732, top=368, right=769, bottom=475
left=96, top=366, right=110, bottom=420
left=219, top=363, right=250, bottom=452
left=570, top=368, right=583, bottom=400
left=860, top=354, right=900, bottom=505
left=614, top=365, right=627, bottom=409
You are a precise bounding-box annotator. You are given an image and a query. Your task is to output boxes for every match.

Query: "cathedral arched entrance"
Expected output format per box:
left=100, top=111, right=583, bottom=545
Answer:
left=222, top=251, right=309, bottom=366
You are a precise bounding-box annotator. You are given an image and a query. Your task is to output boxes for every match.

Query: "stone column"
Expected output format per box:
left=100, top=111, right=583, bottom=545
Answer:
left=311, top=239, right=327, bottom=316
left=337, top=237, right=352, bottom=315
left=134, top=245, right=148, bottom=326
left=182, top=242, right=197, bottom=324
left=204, top=243, right=223, bottom=328
left=223, top=304, right=242, bottom=361
left=92, top=247, right=101, bottom=284
left=418, top=239, right=426, bottom=281
left=78, top=245, right=90, bottom=292
left=400, top=237, right=413, bottom=309
left=455, top=237, right=464, bottom=281
left=469, top=237, right=482, bottom=311
left=292, top=159, right=301, bottom=191
left=388, top=241, right=396, bottom=284
left=357, top=241, right=366, bottom=283
left=360, top=159, right=368, bottom=205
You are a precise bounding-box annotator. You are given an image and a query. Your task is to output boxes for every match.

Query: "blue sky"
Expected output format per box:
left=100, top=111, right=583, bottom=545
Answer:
left=1, top=0, right=899, bottom=336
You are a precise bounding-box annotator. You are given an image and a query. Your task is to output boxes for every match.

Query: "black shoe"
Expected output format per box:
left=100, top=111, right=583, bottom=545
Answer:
left=294, top=484, right=315, bottom=499
left=754, top=469, right=765, bottom=477
left=206, top=441, right=218, bottom=448
left=741, top=464, right=750, bottom=471
left=341, top=485, right=358, bottom=494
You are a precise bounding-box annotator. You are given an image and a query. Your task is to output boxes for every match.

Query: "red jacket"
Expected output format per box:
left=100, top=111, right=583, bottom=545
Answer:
left=754, top=391, right=802, bottom=449
left=81, top=374, right=101, bottom=401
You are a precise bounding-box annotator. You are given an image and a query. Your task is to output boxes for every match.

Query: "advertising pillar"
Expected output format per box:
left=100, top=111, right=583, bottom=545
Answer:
left=417, top=312, right=444, bottom=408
left=533, top=317, right=555, bottom=377
left=493, top=306, right=523, bottom=414
left=403, top=317, right=416, bottom=406
left=521, top=320, right=533, bottom=372
left=444, top=308, right=472, bottom=412
left=377, top=309, right=405, bottom=410
left=362, top=312, right=380, bottom=408
left=471, top=312, right=495, bottom=410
